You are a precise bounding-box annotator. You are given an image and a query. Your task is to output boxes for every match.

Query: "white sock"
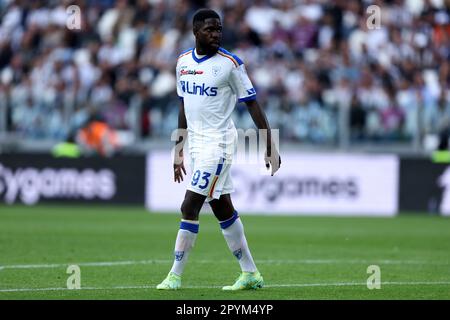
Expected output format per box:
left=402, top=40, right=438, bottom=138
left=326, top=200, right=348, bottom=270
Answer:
left=169, top=220, right=198, bottom=276
left=220, top=212, right=257, bottom=273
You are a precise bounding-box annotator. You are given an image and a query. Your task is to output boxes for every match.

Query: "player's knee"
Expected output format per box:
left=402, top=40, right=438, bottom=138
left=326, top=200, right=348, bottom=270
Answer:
left=180, top=200, right=199, bottom=221
left=210, top=196, right=235, bottom=221
left=212, top=209, right=233, bottom=222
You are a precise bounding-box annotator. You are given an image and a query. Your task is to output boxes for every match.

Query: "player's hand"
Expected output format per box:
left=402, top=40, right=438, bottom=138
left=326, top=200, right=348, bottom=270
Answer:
left=174, top=162, right=186, bottom=183
left=265, top=147, right=281, bottom=176
left=173, top=149, right=187, bottom=183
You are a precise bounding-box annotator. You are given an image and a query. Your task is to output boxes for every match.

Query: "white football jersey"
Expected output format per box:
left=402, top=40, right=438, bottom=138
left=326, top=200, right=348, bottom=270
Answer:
left=176, top=47, right=256, bottom=156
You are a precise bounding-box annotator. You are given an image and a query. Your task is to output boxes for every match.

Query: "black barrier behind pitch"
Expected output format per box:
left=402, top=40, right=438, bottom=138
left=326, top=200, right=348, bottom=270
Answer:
left=399, top=158, right=450, bottom=215
left=0, top=154, right=145, bottom=205
left=3, top=153, right=450, bottom=215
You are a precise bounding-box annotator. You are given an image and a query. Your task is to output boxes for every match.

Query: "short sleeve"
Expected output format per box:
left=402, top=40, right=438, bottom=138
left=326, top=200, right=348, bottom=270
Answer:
left=229, top=64, right=256, bottom=103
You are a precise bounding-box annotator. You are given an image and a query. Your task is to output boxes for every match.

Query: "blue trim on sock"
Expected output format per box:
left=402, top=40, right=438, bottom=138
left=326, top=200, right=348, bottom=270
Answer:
left=220, top=211, right=239, bottom=229
left=180, top=221, right=199, bottom=233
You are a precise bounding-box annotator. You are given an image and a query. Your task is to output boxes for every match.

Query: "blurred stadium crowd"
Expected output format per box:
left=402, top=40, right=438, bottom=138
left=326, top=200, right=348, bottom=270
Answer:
left=0, top=0, right=450, bottom=147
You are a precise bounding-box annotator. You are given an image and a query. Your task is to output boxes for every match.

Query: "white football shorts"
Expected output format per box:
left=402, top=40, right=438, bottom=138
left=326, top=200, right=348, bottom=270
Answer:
left=187, top=151, right=234, bottom=202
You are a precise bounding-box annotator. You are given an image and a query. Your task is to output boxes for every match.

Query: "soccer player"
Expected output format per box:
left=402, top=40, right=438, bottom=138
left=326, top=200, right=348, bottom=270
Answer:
left=156, top=9, right=281, bottom=291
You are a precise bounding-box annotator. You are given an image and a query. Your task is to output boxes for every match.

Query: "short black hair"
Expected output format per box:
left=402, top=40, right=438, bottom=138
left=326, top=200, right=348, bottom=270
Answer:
left=192, top=8, right=220, bottom=31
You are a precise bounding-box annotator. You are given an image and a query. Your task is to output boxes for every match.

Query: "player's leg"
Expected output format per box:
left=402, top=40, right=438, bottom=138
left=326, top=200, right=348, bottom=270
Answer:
left=157, top=190, right=206, bottom=290
left=181, top=190, right=206, bottom=221
left=208, top=193, right=234, bottom=221
left=172, top=190, right=206, bottom=274
left=209, top=194, right=263, bottom=290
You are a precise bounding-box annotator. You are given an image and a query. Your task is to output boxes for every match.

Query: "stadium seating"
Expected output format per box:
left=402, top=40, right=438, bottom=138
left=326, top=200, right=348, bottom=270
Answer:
left=0, top=0, right=449, bottom=148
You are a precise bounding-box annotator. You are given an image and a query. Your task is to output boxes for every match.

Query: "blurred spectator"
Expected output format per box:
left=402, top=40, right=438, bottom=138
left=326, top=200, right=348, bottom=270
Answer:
left=380, top=89, right=406, bottom=140
left=349, top=94, right=366, bottom=141
left=52, top=133, right=81, bottom=158
left=426, top=91, right=450, bottom=150
left=76, top=114, right=119, bottom=157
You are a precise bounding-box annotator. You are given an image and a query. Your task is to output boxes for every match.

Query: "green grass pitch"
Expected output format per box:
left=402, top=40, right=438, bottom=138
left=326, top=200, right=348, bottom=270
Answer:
left=0, top=205, right=449, bottom=299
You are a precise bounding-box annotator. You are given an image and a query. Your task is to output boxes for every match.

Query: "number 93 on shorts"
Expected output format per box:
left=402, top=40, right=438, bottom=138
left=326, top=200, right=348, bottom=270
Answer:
left=187, top=155, right=234, bottom=202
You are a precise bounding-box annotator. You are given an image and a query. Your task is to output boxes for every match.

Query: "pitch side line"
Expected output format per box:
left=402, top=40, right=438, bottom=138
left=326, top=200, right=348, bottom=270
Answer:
left=1, top=281, right=450, bottom=293
left=0, top=259, right=449, bottom=270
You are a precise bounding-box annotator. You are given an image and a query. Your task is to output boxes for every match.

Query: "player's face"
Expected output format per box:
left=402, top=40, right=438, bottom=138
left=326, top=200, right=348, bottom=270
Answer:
left=195, top=18, right=222, bottom=54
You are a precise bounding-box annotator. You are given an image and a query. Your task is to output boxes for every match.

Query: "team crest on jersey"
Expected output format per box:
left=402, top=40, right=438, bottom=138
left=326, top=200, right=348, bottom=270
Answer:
left=212, top=66, right=221, bottom=77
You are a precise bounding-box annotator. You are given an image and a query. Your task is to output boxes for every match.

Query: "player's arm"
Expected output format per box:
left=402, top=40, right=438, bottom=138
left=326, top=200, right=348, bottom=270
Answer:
left=173, top=99, right=187, bottom=183
left=228, top=55, right=281, bottom=175
left=245, top=99, right=281, bottom=176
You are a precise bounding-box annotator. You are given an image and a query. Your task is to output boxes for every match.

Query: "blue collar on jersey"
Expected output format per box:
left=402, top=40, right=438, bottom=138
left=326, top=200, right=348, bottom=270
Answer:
left=192, top=49, right=214, bottom=63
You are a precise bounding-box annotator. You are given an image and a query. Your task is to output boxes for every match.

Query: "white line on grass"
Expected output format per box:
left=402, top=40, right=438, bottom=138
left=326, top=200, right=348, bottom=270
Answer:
left=0, top=258, right=448, bottom=270
left=1, top=281, right=450, bottom=293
